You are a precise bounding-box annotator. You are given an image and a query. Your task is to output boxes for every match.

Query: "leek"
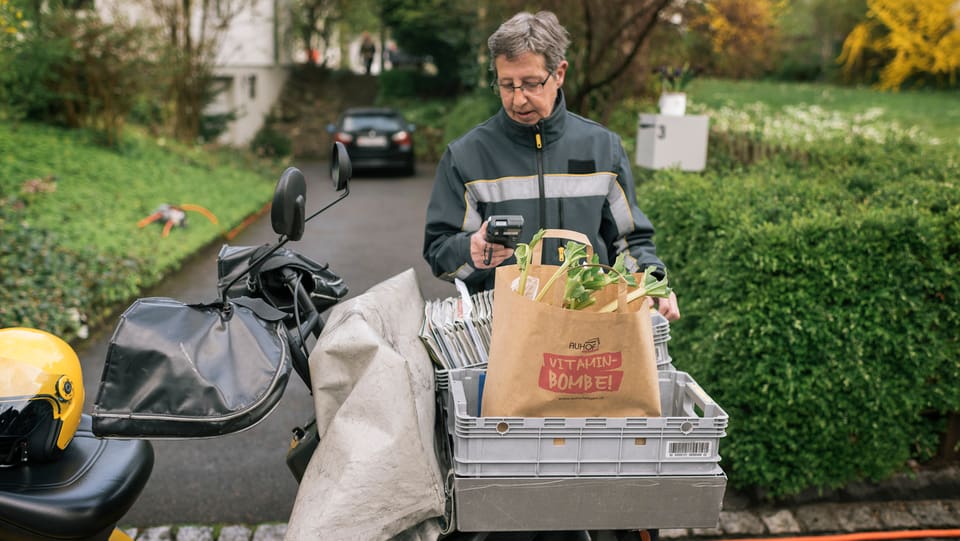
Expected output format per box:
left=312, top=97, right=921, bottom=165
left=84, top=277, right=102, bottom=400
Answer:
left=514, top=228, right=545, bottom=296
left=597, top=266, right=672, bottom=313
left=563, top=253, right=637, bottom=310
left=535, top=240, right=588, bottom=302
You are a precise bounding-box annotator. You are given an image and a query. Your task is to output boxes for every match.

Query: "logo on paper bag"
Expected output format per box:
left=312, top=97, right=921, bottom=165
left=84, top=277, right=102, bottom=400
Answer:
left=539, top=351, right=623, bottom=393
left=568, top=337, right=599, bottom=352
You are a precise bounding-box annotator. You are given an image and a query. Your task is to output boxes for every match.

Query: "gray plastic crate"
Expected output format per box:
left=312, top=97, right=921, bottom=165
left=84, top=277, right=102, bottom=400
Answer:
left=452, top=472, right=727, bottom=531
left=445, top=368, right=727, bottom=477
left=435, top=362, right=487, bottom=391
left=651, top=309, right=673, bottom=369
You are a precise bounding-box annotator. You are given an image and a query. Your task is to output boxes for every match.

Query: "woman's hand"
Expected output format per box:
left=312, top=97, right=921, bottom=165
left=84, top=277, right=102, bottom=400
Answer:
left=656, top=290, right=681, bottom=321
left=470, top=221, right=514, bottom=269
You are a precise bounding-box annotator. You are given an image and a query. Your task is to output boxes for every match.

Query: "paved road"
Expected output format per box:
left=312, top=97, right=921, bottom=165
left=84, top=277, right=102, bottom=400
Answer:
left=78, top=161, right=456, bottom=526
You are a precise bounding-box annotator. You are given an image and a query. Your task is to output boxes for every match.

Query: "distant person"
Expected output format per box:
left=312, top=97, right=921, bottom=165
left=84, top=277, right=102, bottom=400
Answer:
left=360, top=32, right=376, bottom=75
left=386, top=42, right=425, bottom=71
left=386, top=42, right=400, bottom=69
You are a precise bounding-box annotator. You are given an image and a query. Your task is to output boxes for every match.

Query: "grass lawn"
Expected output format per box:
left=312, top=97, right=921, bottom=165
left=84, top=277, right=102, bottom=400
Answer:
left=1, top=123, right=282, bottom=336
left=688, top=78, right=960, bottom=146
left=1, top=124, right=279, bottom=274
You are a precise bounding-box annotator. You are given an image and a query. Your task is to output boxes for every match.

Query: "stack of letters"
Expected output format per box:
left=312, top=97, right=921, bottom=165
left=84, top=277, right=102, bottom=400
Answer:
left=420, top=289, right=493, bottom=381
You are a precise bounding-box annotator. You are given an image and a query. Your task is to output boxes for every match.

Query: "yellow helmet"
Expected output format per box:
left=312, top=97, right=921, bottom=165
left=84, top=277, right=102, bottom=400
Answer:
left=1, top=327, right=85, bottom=466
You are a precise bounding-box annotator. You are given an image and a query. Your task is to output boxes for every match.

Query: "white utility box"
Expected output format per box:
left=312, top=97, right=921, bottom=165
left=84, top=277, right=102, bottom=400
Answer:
left=635, top=114, right=710, bottom=171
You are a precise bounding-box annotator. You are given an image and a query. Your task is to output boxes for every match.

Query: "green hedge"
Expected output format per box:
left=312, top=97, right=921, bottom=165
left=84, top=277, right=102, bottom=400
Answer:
left=0, top=211, right=134, bottom=339
left=641, top=140, right=960, bottom=498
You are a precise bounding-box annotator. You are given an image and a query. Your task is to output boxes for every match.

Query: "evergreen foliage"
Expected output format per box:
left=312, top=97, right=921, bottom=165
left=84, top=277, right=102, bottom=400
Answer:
left=632, top=94, right=960, bottom=499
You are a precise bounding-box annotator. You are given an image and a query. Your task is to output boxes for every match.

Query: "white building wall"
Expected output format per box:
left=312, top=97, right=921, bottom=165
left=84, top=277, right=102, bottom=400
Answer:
left=208, top=65, right=289, bottom=146
left=97, top=0, right=293, bottom=147
left=211, top=0, right=291, bottom=146
left=215, top=0, right=290, bottom=66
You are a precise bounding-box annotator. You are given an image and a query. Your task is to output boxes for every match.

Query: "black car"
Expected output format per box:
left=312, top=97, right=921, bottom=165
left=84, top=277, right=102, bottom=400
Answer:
left=327, top=107, right=416, bottom=176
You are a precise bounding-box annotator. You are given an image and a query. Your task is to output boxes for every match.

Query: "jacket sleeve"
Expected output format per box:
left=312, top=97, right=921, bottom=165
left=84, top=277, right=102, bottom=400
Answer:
left=602, top=138, right=666, bottom=277
left=422, top=148, right=492, bottom=289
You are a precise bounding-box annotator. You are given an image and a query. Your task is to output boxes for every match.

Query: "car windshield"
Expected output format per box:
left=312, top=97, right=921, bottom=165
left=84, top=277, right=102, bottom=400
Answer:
left=343, top=115, right=403, bottom=132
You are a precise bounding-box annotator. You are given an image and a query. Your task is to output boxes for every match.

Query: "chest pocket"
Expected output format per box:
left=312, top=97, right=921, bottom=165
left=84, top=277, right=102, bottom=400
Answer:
left=568, top=159, right=597, bottom=174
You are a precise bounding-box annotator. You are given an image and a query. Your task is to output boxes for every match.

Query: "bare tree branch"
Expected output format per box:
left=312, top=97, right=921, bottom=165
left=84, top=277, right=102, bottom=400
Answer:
left=580, top=0, right=669, bottom=95
left=558, top=0, right=671, bottom=116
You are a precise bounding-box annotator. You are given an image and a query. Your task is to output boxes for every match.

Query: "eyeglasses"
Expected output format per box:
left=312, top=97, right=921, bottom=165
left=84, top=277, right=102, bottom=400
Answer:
left=493, top=73, right=552, bottom=97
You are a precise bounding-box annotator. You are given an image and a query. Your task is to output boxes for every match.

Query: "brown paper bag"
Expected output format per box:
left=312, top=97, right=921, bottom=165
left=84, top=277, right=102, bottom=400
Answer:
left=480, top=229, right=661, bottom=418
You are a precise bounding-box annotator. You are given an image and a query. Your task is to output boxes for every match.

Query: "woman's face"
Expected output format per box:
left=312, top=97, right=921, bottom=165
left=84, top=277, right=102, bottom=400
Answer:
left=494, top=51, right=567, bottom=125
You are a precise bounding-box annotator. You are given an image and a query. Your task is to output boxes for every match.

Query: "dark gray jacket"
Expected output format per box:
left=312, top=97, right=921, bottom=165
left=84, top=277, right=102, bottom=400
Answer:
left=423, top=91, right=664, bottom=292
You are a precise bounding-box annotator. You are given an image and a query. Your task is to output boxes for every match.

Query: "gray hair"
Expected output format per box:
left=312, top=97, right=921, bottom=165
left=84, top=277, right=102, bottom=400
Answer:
left=487, top=11, right=570, bottom=76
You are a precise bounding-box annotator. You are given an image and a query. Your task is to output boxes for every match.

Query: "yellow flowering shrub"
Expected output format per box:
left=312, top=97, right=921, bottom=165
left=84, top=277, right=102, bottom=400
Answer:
left=839, top=0, right=960, bottom=90
left=689, top=0, right=781, bottom=78
left=0, top=0, right=28, bottom=38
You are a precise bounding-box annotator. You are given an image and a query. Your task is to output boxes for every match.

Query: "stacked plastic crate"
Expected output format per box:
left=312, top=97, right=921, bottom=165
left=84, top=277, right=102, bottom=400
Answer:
left=436, top=310, right=730, bottom=532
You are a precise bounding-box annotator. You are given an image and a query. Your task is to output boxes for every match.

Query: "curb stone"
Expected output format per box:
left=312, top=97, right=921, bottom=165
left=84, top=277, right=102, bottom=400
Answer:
left=218, top=525, right=253, bottom=541
left=718, top=511, right=766, bottom=536
left=174, top=525, right=215, bottom=541
left=793, top=503, right=841, bottom=533
left=759, top=509, right=802, bottom=534
left=253, top=524, right=288, bottom=541
left=909, top=500, right=959, bottom=528
left=137, top=526, right=173, bottom=541
left=877, top=502, right=921, bottom=529
left=835, top=504, right=883, bottom=532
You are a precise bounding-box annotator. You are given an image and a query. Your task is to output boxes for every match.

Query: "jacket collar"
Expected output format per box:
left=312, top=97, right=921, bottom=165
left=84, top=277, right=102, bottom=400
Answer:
left=496, top=89, right=568, bottom=149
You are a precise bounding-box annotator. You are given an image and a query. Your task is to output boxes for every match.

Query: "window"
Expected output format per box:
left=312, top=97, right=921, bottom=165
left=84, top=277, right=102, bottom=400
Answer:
left=343, top=115, right=402, bottom=132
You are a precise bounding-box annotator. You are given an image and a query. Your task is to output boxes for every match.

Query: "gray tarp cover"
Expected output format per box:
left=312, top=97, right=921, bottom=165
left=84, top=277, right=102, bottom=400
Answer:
left=285, top=269, right=446, bottom=541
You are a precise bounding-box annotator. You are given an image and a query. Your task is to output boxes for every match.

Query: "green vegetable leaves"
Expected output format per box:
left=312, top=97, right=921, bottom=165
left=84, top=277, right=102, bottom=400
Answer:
left=535, top=240, right=588, bottom=303
left=515, top=228, right=545, bottom=297
left=563, top=253, right=638, bottom=310
left=513, top=228, right=670, bottom=311
left=597, top=266, right=672, bottom=313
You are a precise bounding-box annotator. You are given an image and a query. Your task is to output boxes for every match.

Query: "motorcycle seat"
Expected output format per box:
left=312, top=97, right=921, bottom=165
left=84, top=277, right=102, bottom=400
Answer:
left=0, top=414, right=154, bottom=541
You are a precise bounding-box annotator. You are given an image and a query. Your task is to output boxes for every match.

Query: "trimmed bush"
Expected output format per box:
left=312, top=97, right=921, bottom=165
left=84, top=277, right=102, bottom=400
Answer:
left=250, top=120, right=293, bottom=159
left=439, top=91, right=499, bottom=150
left=642, top=140, right=960, bottom=499
left=386, top=89, right=499, bottom=163
left=378, top=69, right=459, bottom=101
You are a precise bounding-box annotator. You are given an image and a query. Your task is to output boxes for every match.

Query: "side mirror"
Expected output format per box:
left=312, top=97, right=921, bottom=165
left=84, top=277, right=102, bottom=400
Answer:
left=325, top=123, right=336, bottom=134
left=331, top=141, right=351, bottom=192
left=407, top=123, right=416, bottom=133
left=271, top=167, right=306, bottom=241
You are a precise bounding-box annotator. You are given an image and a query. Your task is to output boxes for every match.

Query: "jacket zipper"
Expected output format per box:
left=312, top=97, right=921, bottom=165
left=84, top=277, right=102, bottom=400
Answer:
left=535, top=123, right=546, bottom=231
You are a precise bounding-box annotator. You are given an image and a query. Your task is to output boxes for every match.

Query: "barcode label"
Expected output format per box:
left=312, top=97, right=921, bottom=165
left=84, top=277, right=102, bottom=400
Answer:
left=667, top=440, right=712, bottom=458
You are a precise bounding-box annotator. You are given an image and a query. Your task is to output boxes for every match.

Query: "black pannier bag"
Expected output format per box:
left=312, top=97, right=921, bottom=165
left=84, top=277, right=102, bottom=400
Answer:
left=92, top=296, right=291, bottom=438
